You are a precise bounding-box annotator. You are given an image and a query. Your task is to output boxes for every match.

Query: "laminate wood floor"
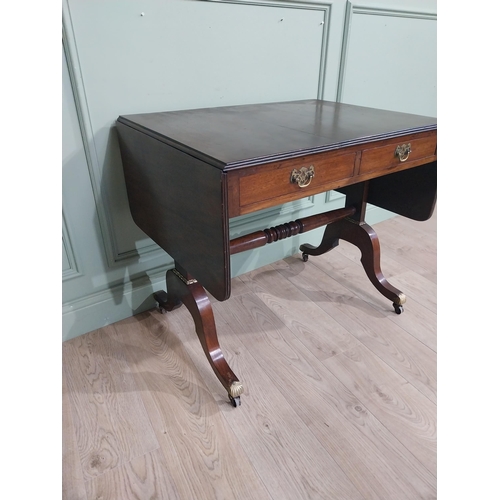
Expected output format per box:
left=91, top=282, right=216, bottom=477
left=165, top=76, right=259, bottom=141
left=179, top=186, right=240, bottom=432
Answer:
left=62, top=212, right=437, bottom=500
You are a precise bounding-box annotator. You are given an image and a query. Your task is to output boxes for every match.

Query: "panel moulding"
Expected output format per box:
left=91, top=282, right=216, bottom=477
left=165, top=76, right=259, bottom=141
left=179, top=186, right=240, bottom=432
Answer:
left=203, top=0, right=333, bottom=98
left=351, top=3, right=436, bottom=20
left=62, top=2, right=120, bottom=270
left=336, top=1, right=437, bottom=101
left=62, top=210, right=82, bottom=281
left=62, top=0, right=333, bottom=271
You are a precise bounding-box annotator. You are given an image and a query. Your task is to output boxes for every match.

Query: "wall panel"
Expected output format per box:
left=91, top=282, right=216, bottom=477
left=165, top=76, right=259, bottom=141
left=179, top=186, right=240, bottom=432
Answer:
left=338, top=1, right=437, bottom=116
left=64, top=0, right=327, bottom=263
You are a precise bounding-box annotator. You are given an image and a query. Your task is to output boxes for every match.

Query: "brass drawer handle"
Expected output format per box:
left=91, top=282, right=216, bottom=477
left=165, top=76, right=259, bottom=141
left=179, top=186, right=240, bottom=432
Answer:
left=290, top=165, right=315, bottom=188
left=395, top=143, right=412, bottom=162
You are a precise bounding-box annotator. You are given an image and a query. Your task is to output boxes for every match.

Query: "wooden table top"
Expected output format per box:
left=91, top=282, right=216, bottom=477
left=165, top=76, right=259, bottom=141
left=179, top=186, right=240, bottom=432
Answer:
left=117, top=99, right=437, bottom=169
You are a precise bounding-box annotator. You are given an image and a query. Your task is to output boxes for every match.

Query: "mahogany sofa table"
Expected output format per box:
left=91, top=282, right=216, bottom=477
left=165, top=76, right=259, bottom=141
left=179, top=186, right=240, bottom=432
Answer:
left=116, top=99, right=437, bottom=407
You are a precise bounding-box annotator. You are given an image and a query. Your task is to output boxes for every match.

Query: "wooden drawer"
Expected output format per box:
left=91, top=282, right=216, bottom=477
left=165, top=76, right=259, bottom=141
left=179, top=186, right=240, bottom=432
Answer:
left=229, top=150, right=356, bottom=216
left=360, top=133, right=437, bottom=175
left=227, top=130, right=437, bottom=217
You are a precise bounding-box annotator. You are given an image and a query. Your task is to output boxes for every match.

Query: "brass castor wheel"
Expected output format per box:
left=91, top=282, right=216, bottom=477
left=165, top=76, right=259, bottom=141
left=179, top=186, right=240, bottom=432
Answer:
left=393, top=303, right=404, bottom=314
left=229, top=395, right=241, bottom=407
left=302, top=253, right=309, bottom=262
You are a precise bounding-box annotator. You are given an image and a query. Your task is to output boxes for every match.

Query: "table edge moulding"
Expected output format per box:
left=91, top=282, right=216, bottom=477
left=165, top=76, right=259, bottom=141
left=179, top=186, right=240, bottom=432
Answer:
left=116, top=99, right=437, bottom=407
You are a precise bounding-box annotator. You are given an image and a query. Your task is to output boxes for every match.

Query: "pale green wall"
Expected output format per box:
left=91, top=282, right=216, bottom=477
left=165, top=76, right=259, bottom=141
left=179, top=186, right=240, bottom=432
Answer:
left=62, top=0, right=437, bottom=341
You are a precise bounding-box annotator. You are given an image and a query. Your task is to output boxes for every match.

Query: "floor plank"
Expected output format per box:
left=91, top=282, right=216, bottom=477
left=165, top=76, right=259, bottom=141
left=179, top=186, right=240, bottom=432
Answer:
left=273, top=257, right=437, bottom=403
left=85, top=448, right=181, bottom=500
left=171, top=305, right=364, bottom=500
left=62, top=213, right=437, bottom=500
left=324, top=344, right=436, bottom=476
left=214, top=292, right=437, bottom=500
left=107, top=313, right=272, bottom=500
left=62, top=369, right=87, bottom=500
left=62, top=328, right=158, bottom=481
left=238, top=264, right=360, bottom=360
left=310, top=248, right=437, bottom=351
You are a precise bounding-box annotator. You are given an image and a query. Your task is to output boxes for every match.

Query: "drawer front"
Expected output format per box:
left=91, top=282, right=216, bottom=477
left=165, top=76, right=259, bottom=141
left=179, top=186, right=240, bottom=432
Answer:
left=238, top=151, right=356, bottom=210
left=359, top=134, right=437, bottom=175
left=227, top=130, right=437, bottom=217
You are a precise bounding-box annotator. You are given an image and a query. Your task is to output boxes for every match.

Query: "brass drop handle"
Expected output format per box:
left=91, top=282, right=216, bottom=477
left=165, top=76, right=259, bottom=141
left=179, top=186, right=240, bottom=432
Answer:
left=290, top=165, right=315, bottom=188
left=395, top=143, right=412, bottom=162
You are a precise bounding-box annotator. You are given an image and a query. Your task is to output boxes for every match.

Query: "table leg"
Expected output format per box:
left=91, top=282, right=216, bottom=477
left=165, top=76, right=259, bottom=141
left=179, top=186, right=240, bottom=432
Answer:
left=300, top=218, right=406, bottom=314
left=154, top=268, right=244, bottom=406
left=299, top=222, right=341, bottom=261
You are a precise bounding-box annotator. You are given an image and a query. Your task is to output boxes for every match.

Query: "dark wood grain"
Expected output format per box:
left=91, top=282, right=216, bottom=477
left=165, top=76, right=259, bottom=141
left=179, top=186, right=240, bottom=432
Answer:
left=359, top=134, right=436, bottom=175
left=367, top=161, right=437, bottom=221
left=230, top=206, right=356, bottom=255
left=226, top=130, right=436, bottom=217
left=162, top=268, right=243, bottom=401
left=116, top=123, right=231, bottom=301
left=301, top=181, right=406, bottom=309
left=118, top=100, right=436, bottom=169
left=301, top=218, right=405, bottom=308
left=238, top=151, right=356, bottom=208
